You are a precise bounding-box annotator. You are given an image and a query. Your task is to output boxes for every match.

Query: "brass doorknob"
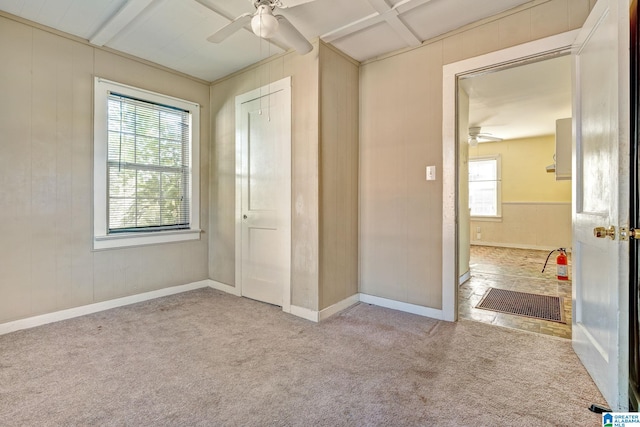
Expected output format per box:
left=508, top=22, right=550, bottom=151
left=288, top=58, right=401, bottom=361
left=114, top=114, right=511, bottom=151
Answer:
left=594, top=225, right=616, bottom=240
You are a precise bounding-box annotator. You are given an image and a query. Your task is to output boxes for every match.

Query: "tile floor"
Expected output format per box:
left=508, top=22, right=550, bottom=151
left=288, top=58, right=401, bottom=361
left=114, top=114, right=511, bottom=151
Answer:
left=459, top=245, right=572, bottom=339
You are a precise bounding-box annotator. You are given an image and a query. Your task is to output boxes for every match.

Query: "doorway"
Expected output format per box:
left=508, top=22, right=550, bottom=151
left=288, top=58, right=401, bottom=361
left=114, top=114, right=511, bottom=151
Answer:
left=235, top=77, right=292, bottom=310
left=440, top=30, right=578, bottom=322
left=443, top=3, right=631, bottom=410
left=456, top=56, right=573, bottom=338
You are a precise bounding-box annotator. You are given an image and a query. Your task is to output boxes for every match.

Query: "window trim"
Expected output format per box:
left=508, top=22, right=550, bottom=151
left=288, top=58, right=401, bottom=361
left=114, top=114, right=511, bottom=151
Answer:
left=93, top=77, right=200, bottom=250
left=468, top=154, right=502, bottom=219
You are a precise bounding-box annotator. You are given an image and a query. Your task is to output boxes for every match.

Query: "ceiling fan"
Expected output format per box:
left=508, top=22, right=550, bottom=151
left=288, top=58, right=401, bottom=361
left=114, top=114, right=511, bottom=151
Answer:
left=207, top=0, right=315, bottom=55
left=468, top=126, right=503, bottom=147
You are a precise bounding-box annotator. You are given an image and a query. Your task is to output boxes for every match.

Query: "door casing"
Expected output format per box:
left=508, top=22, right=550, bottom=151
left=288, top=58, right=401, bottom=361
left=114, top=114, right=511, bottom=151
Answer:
left=442, top=30, right=579, bottom=321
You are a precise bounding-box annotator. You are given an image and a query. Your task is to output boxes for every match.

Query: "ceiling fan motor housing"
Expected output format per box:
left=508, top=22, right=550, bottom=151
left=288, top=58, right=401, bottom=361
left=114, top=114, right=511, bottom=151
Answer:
left=468, top=126, right=482, bottom=138
left=208, top=0, right=314, bottom=55
left=251, top=3, right=279, bottom=38
left=253, top=0, right=278, bottom=8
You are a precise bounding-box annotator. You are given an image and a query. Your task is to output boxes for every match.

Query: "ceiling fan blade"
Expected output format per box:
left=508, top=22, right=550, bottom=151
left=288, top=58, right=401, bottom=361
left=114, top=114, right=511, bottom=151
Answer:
left=478, top=134, right=503, bottom=142
left=207, top=13, right=253, bottom=43
left=274, top=15, right=313, bottom=54
left=277, top=0, right=318, bottom=8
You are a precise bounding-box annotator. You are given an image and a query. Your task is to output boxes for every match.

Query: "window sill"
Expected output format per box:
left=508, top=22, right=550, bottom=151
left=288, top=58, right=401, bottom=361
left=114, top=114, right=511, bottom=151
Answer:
left=94, top=229, right=202, bottom=250
left=470, top=216, right=502, bottom=223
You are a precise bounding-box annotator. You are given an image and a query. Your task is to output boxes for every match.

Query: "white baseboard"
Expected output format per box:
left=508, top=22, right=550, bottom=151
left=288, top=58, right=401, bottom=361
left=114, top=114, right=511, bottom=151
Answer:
left=290, top=305, right=319, bottom=322
left=359, top=293, right=444, bottom=320
left=0, top=280, right=212, bottom=336
left=289, top=293, right=367, bottom=323
left=319, top=294, right=360, bottom=321
left=291, top=293, right=444, bottom=323
left=1, top=282, right=447, bottom=335
left=209, top=279, right=241, bottom=296
left=459, top=270, right=471, bottom=285
left=470, top=241, right=564, bottom=252
left=290, top=294, right=360, bottom=323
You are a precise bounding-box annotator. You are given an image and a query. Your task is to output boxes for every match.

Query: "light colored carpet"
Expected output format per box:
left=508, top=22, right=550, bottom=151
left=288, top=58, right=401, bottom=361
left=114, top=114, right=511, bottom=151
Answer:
left=0, top=288, right=604, bottom=426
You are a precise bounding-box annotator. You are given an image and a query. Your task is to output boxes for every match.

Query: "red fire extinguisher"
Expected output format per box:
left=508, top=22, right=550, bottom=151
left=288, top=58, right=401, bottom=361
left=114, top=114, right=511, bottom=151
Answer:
left=542, top=248, right=569, bottom=280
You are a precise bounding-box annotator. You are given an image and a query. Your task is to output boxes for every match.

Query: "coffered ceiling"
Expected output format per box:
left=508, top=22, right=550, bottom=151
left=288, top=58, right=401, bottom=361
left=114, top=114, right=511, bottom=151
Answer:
left=0, top=0, right=533, bottom=82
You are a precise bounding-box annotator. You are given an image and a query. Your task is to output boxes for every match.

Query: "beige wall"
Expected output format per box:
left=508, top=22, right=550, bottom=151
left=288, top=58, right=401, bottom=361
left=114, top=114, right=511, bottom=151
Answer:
left=0, top=15, right=210, bottom=323
left=209, top=41, right=321, bottom=310
left=472, top=203, right=572, bottom=249
left=469, top=135, right=572, bottom=203
left=209, top=41, right=359, bottom=312
left=359, top=0, right=593, bottom=310
left=360, top=42, right=444, bottom=307
left=319, top=44, right=359, bottom=310
left=469, top=135, right=572, bottom=249
left=1, top=0, right=595, bottom=323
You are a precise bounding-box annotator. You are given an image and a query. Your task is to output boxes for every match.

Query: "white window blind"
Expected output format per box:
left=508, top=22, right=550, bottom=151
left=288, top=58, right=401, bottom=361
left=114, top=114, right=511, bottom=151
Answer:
left=107, top=93, right=190, bottom=233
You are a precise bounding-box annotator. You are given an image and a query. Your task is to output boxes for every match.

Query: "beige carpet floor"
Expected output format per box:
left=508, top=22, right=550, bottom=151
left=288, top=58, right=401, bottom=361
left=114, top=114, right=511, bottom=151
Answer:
left=0, top=288, right=605, bottom=426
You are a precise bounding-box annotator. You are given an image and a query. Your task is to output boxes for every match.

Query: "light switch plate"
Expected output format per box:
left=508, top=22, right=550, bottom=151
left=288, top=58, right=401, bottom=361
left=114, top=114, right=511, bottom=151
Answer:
left=426, top=166, right=436, bottom=181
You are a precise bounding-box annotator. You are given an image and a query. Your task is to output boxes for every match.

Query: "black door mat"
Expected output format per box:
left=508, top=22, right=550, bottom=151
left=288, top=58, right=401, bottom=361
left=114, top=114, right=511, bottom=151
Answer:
left=476, top=287, right=566, bottom=323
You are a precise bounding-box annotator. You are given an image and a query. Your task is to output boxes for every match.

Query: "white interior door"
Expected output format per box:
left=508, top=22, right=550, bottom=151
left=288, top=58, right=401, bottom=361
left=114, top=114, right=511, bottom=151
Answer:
left=572, top=0, right=630, bottom=410
left=235, top=78, right=291, bottom=309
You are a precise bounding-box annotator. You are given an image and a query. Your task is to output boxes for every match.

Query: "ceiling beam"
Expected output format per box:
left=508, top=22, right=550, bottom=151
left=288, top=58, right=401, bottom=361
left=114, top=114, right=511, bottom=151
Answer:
left=369, top=0, right=421, bottom=46
left=321, top=12, right=385, bottom=43
left=193, top=0, right=241, bottom=23
left=394, top=0, right=436, bottom=14
left=322, top=0, right=431, bottom=47
left=89, top=0, right=157, bottom=46
left=368, top=0, right=421, bottom=47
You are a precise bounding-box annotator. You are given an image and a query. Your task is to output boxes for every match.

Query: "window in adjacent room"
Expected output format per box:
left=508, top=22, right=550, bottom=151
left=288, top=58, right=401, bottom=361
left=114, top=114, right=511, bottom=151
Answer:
left=93, top=78, right=200, bottom=249
left=468, top=155, right=501, bottom=218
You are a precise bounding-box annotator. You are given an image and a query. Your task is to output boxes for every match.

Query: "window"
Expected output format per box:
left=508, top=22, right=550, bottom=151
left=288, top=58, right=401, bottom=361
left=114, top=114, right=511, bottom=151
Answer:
left=469, top=155, right=501, bottom=218
left=94, top=78, right=200, bottom=249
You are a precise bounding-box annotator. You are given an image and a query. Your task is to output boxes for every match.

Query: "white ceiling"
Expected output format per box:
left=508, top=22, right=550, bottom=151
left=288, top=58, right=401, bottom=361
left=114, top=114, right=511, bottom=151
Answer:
left=0, top=0, right=533, bottom=82
left=460, top=54, right=573, bottom=141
